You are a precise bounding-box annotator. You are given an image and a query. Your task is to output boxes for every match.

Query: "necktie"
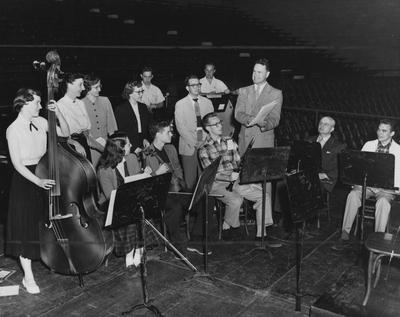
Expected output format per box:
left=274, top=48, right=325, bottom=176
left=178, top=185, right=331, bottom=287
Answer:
left=193, top=98, right=203, bottom=142
left=29, top=122, right=38, bottom=132
left=317, top=135, right=324, bottom=148
left=256, top=86, right=262, bottom=99
left=124, top=161, right=129, bottom=177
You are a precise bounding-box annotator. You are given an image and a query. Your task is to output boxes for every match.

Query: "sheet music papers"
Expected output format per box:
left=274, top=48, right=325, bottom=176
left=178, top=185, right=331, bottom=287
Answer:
left=248, top=100, right=278, bottom=126
left=105, top=172, right=151, bottom=227
left=0, top=269, right=18, bottom=297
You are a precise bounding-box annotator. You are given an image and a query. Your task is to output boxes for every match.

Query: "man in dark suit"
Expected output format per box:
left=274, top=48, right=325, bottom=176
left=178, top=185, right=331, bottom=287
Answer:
left=308, top=116, right=346, bottom=193
left=114, top=80, right=151, bottom=154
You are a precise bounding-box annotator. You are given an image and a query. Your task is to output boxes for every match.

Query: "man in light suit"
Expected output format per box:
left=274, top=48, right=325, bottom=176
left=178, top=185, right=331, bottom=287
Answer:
left=174, top=75, right=214, bottom=190
left=235, top=58, right=282, bottom=155
left=336, top=119, right=400, bottom=246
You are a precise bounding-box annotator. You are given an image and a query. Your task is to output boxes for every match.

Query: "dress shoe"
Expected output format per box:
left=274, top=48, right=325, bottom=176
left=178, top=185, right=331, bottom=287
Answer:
left=255, top=236, right=282, bottom=248
left=187, top=247, right=212, bottom=255
left=331, top=239, right=346, bottom=251
left=22, top=278, right=40, bottom=294
left=341, top=230, right=350, bottom=241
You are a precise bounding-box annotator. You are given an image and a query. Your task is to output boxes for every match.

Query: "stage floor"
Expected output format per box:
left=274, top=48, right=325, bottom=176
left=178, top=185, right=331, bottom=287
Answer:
left=0, top=186, right=399, bottom=317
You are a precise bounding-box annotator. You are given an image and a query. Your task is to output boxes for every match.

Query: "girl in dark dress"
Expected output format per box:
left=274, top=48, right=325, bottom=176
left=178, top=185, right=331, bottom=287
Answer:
left=6, top=88, right=69, bottom=294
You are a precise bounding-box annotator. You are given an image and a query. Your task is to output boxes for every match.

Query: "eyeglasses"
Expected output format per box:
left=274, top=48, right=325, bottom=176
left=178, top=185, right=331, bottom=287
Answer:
left=207, top=121, right=223, bottom=127
left=134, top=89, right=144, bottom=94
left=188, top=83, right=201, bottom=87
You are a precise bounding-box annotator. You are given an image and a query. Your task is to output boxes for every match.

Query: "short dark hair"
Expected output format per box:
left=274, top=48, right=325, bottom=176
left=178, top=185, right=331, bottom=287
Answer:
left=204, top=62, right=215, bottom=69
left=60, top=72, right=84, bottom=95
left=13, top=88, right=41, bottom=112
left=379, top=119, right=397, bottom=132
left=82, top=73, right=101, bottom=97
left=184, top=74, right=199, bottom=86
left=149, top=120, right=171, bottom=141
left=83, top=73, right=101, bottom=90
left=64, top=72, right=84, bottom=84
left=254, top=58, right=270, bottom=72
left=202, top=112, right=219, bottom=129
left=141, top=66, right=153, bottom=74
left=121, top=80, right=142, bottom=100
left=97, top=131, right=128, bottom=169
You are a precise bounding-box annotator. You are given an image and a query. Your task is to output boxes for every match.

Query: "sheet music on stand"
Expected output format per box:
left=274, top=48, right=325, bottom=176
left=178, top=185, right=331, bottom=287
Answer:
left=105, top=172, right=152, bottom=227
left=240, top=146, right=291, bottom=184
left=105, top=173, right=171, bottom=229
left=286, top=140, right=321, bottom=172
left=340, top=150, right=396, bottom=190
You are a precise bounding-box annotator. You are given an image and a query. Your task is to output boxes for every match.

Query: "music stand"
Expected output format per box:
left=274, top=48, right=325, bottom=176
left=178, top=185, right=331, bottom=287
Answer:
left=107, top=173, right=195, bottom=316
left=188, top=156, right=221, bottom=275
left=286, top=140, right=321, bottom=172
left=339, top=150, right=396, bottom=241
left=240, top=146, right=290, bottom=251
left=207, top=94, right=229, bottom=112
left=285, top=170, right=323, bottom=311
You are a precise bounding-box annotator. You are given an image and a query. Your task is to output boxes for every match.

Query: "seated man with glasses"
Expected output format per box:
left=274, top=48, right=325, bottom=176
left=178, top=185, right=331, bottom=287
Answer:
left=198, top=112, right=282, bottom=247
left=174, top=75, right=213, bottom=191
left=114, top=80, right=151, bottom=155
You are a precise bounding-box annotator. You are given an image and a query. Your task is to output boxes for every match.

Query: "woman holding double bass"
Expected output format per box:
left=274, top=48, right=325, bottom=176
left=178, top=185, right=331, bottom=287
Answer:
left=5, top=88, right=70, bottom=294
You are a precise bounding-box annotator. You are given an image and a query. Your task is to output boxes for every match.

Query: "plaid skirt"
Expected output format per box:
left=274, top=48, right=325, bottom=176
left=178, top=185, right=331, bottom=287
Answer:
left=113, top=221, right=160, bottom=256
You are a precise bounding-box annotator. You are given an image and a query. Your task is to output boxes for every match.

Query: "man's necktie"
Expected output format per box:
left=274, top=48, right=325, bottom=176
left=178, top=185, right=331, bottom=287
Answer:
left=317, top=135, right=325, bottom=148
left=193, top=98, right=203, bottom=142
left=124, top=161, right=129, bottom=177
left=29, top=122, right=38, bottom=132
left=256, top=86, right=262, bottom=99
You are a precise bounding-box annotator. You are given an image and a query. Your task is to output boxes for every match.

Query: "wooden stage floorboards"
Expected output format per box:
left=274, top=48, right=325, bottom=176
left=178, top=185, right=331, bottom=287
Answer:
left=1, top=185, right=400, bottom=316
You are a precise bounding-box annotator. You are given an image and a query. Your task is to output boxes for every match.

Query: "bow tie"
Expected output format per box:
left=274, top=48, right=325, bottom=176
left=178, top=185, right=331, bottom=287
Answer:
left=29, top=122, right=38, bottom=132
left=193, top=98, right=198, bottom=102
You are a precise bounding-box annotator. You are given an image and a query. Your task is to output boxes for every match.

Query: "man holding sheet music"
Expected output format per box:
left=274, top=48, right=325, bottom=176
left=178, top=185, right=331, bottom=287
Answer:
left=234, top=58, right=282, bottom=155
left=199, top=112, right=282, bottom=247
left=336, top=119, right=400, bottom=245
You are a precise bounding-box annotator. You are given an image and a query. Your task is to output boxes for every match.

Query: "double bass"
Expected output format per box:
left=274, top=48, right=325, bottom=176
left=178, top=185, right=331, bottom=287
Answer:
left=36, top=51, right=113, bottom=285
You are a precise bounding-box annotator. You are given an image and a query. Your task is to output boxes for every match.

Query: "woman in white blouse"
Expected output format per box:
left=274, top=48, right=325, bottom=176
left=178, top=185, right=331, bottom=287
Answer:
left=6, top=88, right=69, bottom=294
left=57, top=73, right=101, bottom=162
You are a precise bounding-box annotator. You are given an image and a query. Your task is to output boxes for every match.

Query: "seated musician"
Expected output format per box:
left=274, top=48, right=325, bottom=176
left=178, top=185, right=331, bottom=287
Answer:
left=307, top=116, right=346, bottom=193
left=336, top=119, right=400, bottom=245
left=97, top=132, right=152, bottom=269
left=144, top=121, right=193, bottom=256
left=198, top=112, right=282, bottom=247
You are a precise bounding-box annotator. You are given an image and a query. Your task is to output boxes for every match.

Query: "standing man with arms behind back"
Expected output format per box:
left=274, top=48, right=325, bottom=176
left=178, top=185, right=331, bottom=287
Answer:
left=174, top=75, right=214, bottom=190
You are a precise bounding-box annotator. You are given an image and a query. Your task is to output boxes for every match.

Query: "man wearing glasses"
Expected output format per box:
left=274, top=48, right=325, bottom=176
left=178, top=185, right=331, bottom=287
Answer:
left=198, top=112, right=282, bottom=246
left=174, top=75, right=213, bottom=190
left=114, top=80, right=151, bottom=154
left=140, top=66, right=165, bottom=112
